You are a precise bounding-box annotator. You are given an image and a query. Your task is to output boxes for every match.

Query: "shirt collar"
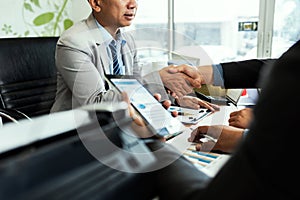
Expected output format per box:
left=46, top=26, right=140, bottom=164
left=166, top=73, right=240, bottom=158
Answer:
left=94, top=18, right=126, bottom=46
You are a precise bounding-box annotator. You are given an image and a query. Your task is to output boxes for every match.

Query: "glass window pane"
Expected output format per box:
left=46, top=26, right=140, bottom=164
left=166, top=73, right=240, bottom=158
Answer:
left=132, top=0, right=169, bottom=65
left=174, top=0, right=260, bottom=64
left=272, top=0, right=300, bottom=58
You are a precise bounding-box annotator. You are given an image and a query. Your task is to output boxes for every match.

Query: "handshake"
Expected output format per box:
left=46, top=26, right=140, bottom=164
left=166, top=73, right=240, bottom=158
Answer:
left=159, top=64, right=213, bottom=98
left=159, top=64, right=218, bottom=111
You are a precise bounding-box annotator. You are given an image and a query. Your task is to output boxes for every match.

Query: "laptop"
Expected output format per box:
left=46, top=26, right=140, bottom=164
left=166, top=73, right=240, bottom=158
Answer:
left=196, top=88, right=260, bottom=107
left=195, top=88, right=244, bottom=106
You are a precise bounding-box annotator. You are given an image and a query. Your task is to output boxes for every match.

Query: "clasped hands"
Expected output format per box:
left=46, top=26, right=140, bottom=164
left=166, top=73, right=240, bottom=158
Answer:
left=159, top=64, right=219, bottom=111
left=159, top=64, right=202, bottom=98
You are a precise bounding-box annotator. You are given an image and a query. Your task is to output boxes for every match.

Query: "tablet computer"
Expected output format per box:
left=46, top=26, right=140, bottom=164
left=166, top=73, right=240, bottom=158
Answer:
left=107, top=76, right=186, bottom=140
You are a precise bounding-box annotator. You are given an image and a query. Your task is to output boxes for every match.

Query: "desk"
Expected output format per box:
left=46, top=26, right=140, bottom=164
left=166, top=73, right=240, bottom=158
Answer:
left=167, top=103, right=238, bottom=153
left=166, top=104, right=239, bottom=177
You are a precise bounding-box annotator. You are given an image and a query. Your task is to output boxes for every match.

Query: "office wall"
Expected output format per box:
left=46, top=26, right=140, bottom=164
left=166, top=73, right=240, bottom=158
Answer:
left=0, top=0, right=90, bottom=38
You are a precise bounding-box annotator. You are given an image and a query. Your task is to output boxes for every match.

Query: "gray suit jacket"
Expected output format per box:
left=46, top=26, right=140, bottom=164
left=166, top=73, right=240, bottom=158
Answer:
left=51, top=14, right=167, bottom=112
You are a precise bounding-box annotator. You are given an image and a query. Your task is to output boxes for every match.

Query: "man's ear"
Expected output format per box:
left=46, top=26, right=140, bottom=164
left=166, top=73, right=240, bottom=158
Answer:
left=88, top=0, right=101, bottom=12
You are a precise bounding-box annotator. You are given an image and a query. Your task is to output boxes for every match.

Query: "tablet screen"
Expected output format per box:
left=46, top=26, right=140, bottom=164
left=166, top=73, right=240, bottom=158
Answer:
left=110, top=78, right=186, bottom=139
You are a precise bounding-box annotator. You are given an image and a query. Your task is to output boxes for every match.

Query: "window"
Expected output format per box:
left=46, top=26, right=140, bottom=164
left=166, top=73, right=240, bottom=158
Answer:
left=132, top=0, right=169, bottom=64
left=133, top=0, right=299, bottom=67
left=272, top=0, right=300, bottom=57
left=173, top=0, right=260, bottom=63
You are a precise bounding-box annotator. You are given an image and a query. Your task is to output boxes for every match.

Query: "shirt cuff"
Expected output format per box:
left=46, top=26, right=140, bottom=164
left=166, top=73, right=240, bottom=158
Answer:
left=212, top=64, right=225, bottom=88
left=243, top=129, right=250, bottom=138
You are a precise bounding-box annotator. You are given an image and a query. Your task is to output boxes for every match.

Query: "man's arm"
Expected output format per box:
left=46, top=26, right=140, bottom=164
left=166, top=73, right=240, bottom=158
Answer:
left=221, top=59, right=276, bottom=88
left=167, top=59, right=276, bottom=89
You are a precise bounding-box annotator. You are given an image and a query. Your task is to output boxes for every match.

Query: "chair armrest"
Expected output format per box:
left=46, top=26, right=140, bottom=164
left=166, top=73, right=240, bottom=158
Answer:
left=0, top=108, right=31, bottom=124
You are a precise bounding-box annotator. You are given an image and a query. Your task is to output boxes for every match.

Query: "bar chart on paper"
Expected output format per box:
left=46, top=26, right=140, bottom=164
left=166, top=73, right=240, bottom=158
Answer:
left=183, top=147, right=231, bottom=177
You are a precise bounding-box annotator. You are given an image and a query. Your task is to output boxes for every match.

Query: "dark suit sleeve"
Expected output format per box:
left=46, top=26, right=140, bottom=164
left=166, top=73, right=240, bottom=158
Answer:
left=221, top=59, right=276, bottom=88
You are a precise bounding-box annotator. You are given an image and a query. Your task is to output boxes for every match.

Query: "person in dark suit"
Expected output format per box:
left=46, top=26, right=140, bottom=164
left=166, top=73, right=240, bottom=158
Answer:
left=150, top=40, right=300, bottom=199
left=168, top=58, right=277, bottom=153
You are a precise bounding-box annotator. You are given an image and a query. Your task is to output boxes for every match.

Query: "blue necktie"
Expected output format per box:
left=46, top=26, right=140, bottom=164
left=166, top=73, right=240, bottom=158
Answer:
left=109, top=41, right=122, bottom=75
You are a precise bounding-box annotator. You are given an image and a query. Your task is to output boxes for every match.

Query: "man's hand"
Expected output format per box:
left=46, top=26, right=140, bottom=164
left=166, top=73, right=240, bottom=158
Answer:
left=159, top=65, right=202, bottom=98
left=188, top=125, right=244, bottom=153
left=228, top=108, right=253, bottom=129
left=121, top=92, right=146, bottom=127
left=128, top=93, right=176, bottom=141
left=124, top=92, right=177, bottom=126
left=167, top=64, right=203, bottom=87
left=175, top=96, right=220, bottom=111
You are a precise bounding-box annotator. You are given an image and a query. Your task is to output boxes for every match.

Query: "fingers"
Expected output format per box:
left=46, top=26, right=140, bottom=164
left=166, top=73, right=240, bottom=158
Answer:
left=167, top=65, right=179, bottom=74
left=229, top=110, right=238, bottom=117
left=228, top=115, right=237, bottom=124
left=183, top=76, right=201, bottom=88
left=161, top=100, right=178, bottom=117
left=195, top=141, right=215, bottom=152
left=208, top=102, right=220, bottom=112
left=170, top=111, right=178, bottom=117
left=176, top=96, right=196, bottom=109
left=121, top=92, right=130, bottom=104
left=167, top=64, right=201, bottom=87
left=129, top=105, right=146, bottom=127
left=188, top=126, right=215, bottom=152
left=162, top=99, right=171, bottom=109
left=121, top=92, right=146, bottom=127
left=171, top=75, right=194, bottom=96
left=228, top=116, right=245, bottom=129
left=174, top=65, right=202, bottom=86
left=195, top=99, right=220, bottom=112
left=153, top=93, right=161, bottom=101
left=228, top=108, right=253, bottom=129
left=188, top=126, right=209, bottom=142
left=176, top=96, right=220, bottom=112
left=195, top=143, right=202, bottom=151
left=163, top=79, right=193, bottom=98
left=160, top=65, right=199, bottom=98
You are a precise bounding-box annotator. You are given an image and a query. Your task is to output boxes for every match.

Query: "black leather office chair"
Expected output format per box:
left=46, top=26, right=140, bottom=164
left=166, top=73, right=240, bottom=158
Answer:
left=0, top=37, right=58, bottom=123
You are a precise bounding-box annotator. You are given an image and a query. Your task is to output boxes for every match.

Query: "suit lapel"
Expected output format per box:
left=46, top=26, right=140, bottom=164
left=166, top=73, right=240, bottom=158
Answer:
left=98, top=43, right=111, bottom=74
left=86, top=14, right=111, bottom=74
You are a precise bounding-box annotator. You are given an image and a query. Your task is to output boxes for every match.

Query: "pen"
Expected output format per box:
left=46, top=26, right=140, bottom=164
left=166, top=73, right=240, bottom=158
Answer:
left=168, top=106, right=197, bottom=116
left=177, top=111, right=194, bottom=116
left=189, top=127, right=218, bottom=143
left=168, top=109, right=195, bottom=116
left=200, top=135, right=218, bottom=143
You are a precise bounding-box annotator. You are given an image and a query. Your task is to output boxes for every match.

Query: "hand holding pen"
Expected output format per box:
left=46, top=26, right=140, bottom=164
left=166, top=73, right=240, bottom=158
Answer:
left=188, top=127, right=218, bottom=143
left=188, top=125, right=244, bottom=153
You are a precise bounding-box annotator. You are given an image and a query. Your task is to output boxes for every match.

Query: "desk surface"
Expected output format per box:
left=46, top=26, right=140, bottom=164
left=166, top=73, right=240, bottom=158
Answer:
left=166, top=104, right=239, bottom=177
left=167, top=103, right=238, bottom=152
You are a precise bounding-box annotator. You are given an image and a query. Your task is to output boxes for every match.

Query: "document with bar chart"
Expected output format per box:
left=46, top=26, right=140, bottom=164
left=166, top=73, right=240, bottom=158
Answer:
left=183, top=147, right=231, bottom=177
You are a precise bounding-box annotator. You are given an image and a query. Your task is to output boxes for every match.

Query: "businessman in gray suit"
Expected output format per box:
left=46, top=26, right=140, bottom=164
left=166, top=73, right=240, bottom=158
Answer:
left=51, top=0, right=205, bottom=113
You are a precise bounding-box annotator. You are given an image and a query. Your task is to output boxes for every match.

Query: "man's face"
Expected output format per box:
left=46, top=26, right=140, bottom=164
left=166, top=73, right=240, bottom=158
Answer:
left=97, top=0, right=138, bottom=29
